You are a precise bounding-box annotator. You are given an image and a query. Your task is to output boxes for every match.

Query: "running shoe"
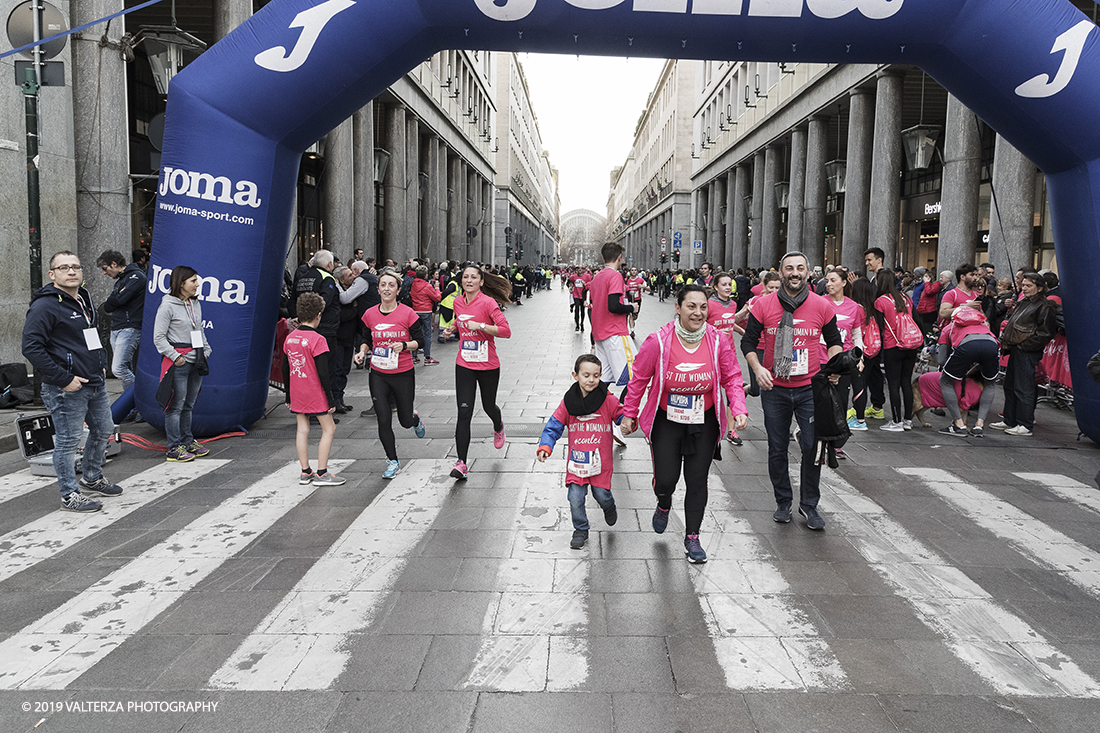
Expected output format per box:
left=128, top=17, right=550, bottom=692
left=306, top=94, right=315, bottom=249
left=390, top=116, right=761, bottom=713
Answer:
left=604, top=504, right=618, bottom=526
left=412, top=356, right=421, bottom=364
left=726, top=430, right=743, bottom=446
left=60, top=491, right=102, bottom=513
left=939, top=424, right=968, bottom=437
left=989, top=421, right=1010, bottom=430
left=312, top=471, right=346, bottom=486
left=846, top=408, right=857, bottom=421
left=652, top=506, right=669, bottom=534
left=835, top=448, right=848, bottom=460
left=879, top=421, right=904, bottom=432
left=414, top=412, right=426, bottom=438
left=969, top=426, right=985, bottom=438
left=186, top=440, right=211, bottom=457
left=866, top=406, right=886, bottom=420
left=684, top=535, right=707, bottom=564
left=450, top=460, right=468, bottom=480
left=383, top=459, right=401, bottom=479
left=166, top=446, right=195, bottom=462
left=493, top=428, right=506, bottom=449
left=424, top=358, right=439, bottom=365
left=798, top=506, right=826, bottom=530
left=78, top=475, right=122, bottom=496
left=299, top=468, right=314, bottom=485
left=1005, top=425, right=1033, bottom=436
left=902, top=419, right=913, bottom=431
left=570, top=529, right=589, bottom=549
left=773, top=505, right=792, bottom=523
left=846, top=416, right=868, bottom=431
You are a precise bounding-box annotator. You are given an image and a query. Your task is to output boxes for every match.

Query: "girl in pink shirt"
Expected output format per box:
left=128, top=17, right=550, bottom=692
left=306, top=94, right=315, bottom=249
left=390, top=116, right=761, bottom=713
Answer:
left=707, top=271, right=745, bottom=446
left=441, top=265, right=513, bottom=480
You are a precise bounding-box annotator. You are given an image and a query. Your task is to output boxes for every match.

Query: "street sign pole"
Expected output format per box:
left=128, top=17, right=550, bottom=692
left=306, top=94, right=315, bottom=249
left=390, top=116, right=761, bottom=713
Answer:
left=23, top=67, right=41, bottom=293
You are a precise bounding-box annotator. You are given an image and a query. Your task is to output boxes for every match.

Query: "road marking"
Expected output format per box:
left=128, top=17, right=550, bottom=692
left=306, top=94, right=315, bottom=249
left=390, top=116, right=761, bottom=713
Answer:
left=1015, top=473, right=1100, bottom=516
left=694, top=475, right=849, bottom=691
left=823, top=471, right=1100, bottom=697
left=0, top=460, right=229, bottom=585
left=207, top=459, right=450, bottom=691
left=900, top=468, right=1100, bottom=600
left=0, top=469, right=58, bottom=503
left=0, top=460, right=346, bottom=690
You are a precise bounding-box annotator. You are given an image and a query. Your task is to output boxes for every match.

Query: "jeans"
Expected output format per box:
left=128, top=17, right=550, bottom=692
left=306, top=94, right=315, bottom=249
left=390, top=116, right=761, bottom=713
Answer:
left=41, top=382, right=113, bottom=498
left=416, top=312, right=433, bottom=359
left=165, top=360, right=203, bottom=448
left=1003, top=347, right=1042, bottom=430
left=568, top=482, right=615, bottom=531
left=760, top=385, right=821, bottom=510
left=332, top=342, right=352, bottom=404
left=109, top=328, right=140, bottom=392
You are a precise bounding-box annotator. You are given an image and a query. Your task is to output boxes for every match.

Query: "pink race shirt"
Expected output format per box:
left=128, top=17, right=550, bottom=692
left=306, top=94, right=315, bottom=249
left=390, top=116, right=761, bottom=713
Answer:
left=548, top=393, right=623, bottom=490
left=875, top=294, right=915, bottom=350
left=570, top=277, right=587, bottom=300
left=453, top=291, right=511, bottom=370
left=707, top=298, right=740, bottom=344
left=750, top=292, right=838, bottom=388
left=938, top=286, right=980, bottom=343
left=626, top=275, right=645, bottom=298
left=361, top=303, right=419, bottom=374
left=283, top=327, right=330, bottom=414
left=589, top=267, right=630, bottom=341
left=819, top=296, right=862, bottom=362
left=660, top=337, right=716, bottom=414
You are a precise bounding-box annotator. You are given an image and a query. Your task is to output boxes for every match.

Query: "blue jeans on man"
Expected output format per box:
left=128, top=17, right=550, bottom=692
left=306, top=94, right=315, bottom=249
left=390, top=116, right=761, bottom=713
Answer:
left=568, top=482, right=615, bottom=531
left=165, top=360, right=203, bottom=448
left=109, top=327, right=140, bottom=392
left=760, top=385, right=821, bottom=510
left=40, top=383, right=113, bottom=498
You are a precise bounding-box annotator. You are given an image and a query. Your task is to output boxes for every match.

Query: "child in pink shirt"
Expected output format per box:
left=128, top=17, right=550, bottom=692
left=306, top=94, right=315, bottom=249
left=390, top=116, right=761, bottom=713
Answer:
left=537, top=354, right=624, bottom=550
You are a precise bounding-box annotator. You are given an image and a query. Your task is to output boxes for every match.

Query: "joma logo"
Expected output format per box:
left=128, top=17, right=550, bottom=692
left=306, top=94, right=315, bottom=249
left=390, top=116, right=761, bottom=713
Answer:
left=159, top=167, right=262, bottom=209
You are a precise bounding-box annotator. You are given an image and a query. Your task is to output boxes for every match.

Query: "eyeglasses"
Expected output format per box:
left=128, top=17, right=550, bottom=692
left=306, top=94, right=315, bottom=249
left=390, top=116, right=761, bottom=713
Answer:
left=50, top=265, right=83, bottom=273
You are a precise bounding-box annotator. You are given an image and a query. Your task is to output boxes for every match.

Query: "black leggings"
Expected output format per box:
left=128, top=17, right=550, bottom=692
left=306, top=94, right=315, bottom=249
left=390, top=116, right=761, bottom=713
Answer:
left=883, top=347, right=919, bottom=422
left=370, top=369, right=418, bottom=461
left=573, top=298, right=585, bottom=327
left=650, top=407, right=719, bottom=536
left=455, top=364, right=504, bottom=462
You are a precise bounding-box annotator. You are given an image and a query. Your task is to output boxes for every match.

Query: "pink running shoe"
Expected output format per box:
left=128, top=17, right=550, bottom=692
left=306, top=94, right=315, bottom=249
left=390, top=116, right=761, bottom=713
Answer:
left=493, top=428, right=506, bottom=450
left=450, top=460, right=468, bottom=480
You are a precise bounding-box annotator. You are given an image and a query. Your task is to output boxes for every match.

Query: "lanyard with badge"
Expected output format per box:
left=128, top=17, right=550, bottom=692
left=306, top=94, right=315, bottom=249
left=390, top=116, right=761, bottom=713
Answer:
left=75, top=294, right=102, bottom=351
left=185, top=300, right=204, bottom=349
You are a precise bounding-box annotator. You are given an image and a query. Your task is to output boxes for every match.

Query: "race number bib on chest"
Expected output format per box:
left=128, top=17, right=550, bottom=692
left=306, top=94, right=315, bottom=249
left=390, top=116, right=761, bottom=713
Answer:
left=791, top=348, right=809, bottom=376
left=371, top=346, right=398, bottom=370
left=666, top=393, right=704, bottom=424
left=461, top=338, right=489, bottom=363
left=567, top=448, right=601, bottom=478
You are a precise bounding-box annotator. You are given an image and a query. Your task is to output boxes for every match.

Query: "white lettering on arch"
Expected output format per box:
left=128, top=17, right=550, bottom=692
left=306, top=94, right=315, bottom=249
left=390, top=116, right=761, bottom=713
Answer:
left=806, top=0, right=904, bottom=20
left=474, top=0, right=538, bottom=21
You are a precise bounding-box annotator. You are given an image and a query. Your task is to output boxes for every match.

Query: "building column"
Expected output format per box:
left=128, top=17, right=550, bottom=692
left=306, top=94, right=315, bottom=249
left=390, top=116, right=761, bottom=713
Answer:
left=72, top=0, right=129, bottom=302
left=788, top=125, right=807, bottom=254
left=710, top=176, right=726, bottom=268
left=437, top=140, right=450, bottom=263
left=446, top=157, right=462, bottom=261
left=382, top=105, right=406, bottom=265
left=938, top=93, right=982, bottom=271
left=724, top=169, right=736, bottom=270
left=987, top=135, right=1038, bottom=277
left=803, top=115, right=828, bottom=269
left=322, top=118, right=354, bottom=259
left=868, top=68, right=905, bottom=267
left=213, top=0, right=251, bottom=41
left=842, top=86, right=875, bottom=269
left=481, top=180, right=492, bottom=264
left=467, top=169, right=479, bottom=264
left=352, top=103, right=375, bottom=258
left=761, top=144, right=781, bottom=268
left=405, top=116, right=420, bottom=260
left=750, top=150, right=766, bottom=268
left=731, top=165, right=749, bottom=271
left=423, top=135, right=443, bottom=264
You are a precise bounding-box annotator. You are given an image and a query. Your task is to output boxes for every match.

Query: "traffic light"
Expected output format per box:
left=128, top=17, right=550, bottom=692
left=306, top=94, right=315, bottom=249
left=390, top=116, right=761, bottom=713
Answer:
left=660, top=253, right=668, bottom=265
left=506, top=245, right=513, bottom=259
left=672, top=250, right=680, bottom=264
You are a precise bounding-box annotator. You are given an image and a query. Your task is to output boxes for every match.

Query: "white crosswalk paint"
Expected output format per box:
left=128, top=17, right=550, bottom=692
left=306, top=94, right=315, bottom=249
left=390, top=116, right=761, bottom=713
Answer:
left=691, top=476, right=849, bottom=691
left=0, top=469, right=59, bottom=503
left=823, top=471, right=1100, bottom=697
left=0, top=460, right=347, bottom=690
left=207, top=459, right=451, bottom=691
left=462, top=469, right=588, bottom=692
left=0, top=459, right=229, bottom=585
left=900, top=468, right=1100, bottom=599
left=1015, top=472, right=1100, bottom=517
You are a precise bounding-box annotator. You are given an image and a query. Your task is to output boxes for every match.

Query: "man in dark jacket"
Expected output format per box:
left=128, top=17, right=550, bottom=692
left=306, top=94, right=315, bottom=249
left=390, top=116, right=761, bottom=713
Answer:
left=97, top=250, right=146, bottom=420
left=292, top=249, right=341, bottom=392
left=22, top=251, right=124, bottom=513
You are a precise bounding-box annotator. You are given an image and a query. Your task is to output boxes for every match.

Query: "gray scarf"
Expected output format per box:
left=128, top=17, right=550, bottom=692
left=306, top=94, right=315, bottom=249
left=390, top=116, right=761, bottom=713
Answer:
left=774, top=283, right=809, bottom=378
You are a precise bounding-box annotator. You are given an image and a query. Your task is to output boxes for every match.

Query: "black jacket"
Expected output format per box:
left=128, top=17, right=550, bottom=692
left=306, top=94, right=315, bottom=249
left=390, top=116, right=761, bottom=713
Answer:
left=293, top=266, right=340, bottom=337
left=104, top=262, right=146, bottom=331
left=22, top=284, right=108, bottom=388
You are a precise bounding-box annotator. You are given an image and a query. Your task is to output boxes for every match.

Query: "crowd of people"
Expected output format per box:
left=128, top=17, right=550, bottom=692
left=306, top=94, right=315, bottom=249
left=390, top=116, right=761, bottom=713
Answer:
left=19, top=242, right=1091, bottom=566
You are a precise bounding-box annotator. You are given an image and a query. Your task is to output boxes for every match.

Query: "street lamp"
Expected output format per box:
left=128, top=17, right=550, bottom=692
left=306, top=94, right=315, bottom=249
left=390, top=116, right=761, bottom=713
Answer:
left=132, top=0, right=207, bottom=97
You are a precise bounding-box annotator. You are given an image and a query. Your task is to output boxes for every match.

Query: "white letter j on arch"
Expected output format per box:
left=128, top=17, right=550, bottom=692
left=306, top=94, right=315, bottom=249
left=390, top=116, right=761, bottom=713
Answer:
left=1015, top=20, right=1094, bottom=99
left=255, top=0, right=356, bottom=73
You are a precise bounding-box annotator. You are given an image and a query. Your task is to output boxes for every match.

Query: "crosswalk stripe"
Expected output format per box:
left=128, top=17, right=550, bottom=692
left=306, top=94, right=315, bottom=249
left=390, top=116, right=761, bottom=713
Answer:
left=0, top=469, right=58, bottom=503
left=207, top=458, right=451, bottom=691
left=0, top=459, right=229, bottom=586
left=1015, top=472, right=1100, bottom=516
left=0, top=460, right=348, bottom=690
left=899, top=468, right=1100, bottom=599
left=461, top=470, right=588, bottom=692
left=823, top=471, right=1100, bottom=697
left=694, top=475, right=848, bottom=691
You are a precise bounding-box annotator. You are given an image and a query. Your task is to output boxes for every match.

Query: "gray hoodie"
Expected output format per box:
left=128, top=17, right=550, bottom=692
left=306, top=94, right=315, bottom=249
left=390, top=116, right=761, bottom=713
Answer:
left=153, top=294, right=212, bottom=364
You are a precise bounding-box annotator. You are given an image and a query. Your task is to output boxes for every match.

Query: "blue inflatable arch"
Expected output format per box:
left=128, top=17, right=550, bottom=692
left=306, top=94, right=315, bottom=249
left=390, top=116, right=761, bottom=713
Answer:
left=137, top=0, right=1100, bottom=442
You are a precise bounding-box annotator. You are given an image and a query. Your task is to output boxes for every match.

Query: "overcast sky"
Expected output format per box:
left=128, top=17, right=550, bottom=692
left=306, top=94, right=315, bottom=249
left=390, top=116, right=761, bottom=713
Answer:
left=516, top=53, right=667, bottom=218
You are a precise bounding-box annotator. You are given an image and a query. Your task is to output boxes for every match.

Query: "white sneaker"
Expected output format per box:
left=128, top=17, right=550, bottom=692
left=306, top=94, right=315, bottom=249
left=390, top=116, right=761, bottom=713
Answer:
left=1005, top=425, right=1033, bottom=436
left=902, top=419, right=913, bottom=431
left=879, top=421, right=904, bottom=432
left=989, top=421, right=1010, bottom=430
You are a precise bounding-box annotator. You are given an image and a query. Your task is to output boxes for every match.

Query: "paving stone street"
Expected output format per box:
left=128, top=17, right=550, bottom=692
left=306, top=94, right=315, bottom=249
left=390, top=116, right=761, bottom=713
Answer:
left=1, top=283, right=1099, bottom=733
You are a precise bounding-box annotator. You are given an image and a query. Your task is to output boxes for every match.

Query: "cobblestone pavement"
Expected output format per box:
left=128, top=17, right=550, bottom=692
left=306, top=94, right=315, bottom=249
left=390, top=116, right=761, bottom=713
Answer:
left=0, top=283, right=1098, bottom=733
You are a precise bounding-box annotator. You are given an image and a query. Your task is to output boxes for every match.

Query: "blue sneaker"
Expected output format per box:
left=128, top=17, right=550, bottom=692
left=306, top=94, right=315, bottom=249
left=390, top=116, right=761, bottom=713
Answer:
left=846, top=416, right=867, bottom=431
left=685, top=534, right=707, bottom=563
left=413, top=412, right=425, bottom=439
left=383, top=459, right=401, bottom=479
left=652, top=506, right=669, bottom=534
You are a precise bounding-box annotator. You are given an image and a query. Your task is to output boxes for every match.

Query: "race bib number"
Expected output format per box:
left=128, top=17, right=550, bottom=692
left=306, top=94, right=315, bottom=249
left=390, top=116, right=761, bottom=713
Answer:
left=83, top=328, right=103, bottom=351
left=371, top=346, right=399, bottom=370
left=791, top=348, right=810, bottom=376
left=567, top=448, right=601, bottom=478
left=461, top=338, right=489, bottom=363
left=666, top=393, right=704, bottom=424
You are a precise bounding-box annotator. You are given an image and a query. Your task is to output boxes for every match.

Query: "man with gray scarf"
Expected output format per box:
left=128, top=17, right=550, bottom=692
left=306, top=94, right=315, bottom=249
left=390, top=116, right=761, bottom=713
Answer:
left=742, top=252, right=843, bottom=530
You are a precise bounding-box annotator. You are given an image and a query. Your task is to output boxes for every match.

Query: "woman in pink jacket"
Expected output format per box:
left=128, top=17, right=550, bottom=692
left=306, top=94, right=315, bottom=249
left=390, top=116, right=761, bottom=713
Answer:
left=621, top=284, right=748, bottom=564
